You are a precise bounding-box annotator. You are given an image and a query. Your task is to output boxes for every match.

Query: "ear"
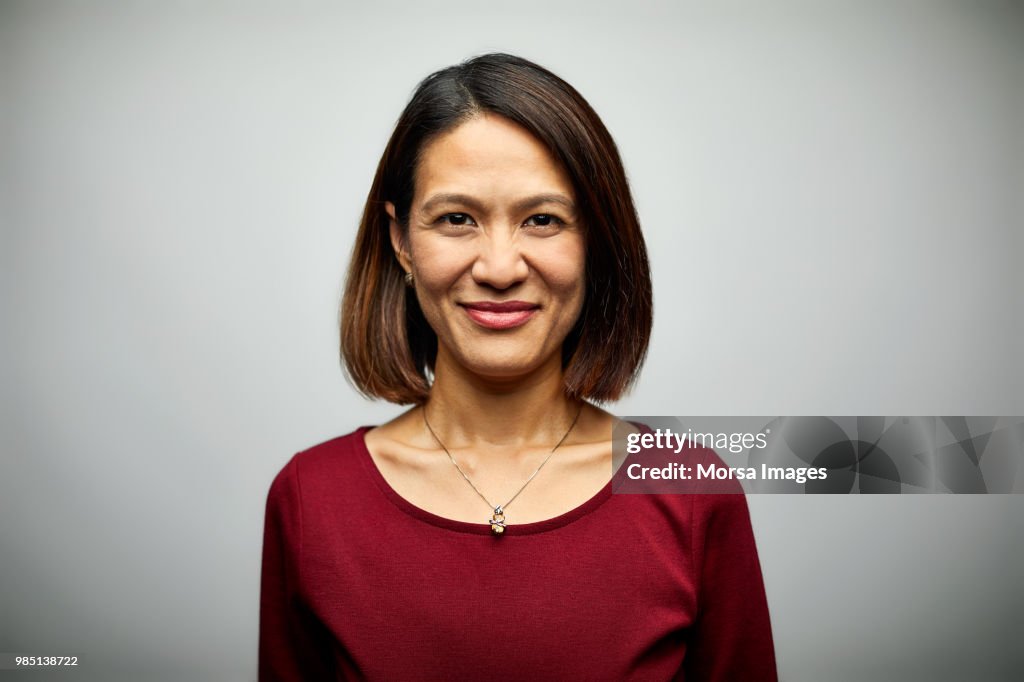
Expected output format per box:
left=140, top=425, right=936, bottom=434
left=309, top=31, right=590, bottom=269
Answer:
left=386, top=201, right=412, bottom=275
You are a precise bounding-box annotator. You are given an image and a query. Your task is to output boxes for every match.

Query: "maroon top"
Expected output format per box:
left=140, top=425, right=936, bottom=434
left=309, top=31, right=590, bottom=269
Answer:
left=259, top=427, right=776, bottom=681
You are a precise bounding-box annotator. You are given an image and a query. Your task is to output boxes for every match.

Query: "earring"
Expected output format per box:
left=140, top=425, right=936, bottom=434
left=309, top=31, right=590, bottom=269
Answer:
left=404, top=271, right=414, bottom=286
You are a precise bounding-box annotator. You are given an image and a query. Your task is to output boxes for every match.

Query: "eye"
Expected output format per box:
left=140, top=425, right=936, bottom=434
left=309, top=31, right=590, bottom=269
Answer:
left=437, top=213, right=476, bottom=227
left=523, top=214, right=564, bottom=229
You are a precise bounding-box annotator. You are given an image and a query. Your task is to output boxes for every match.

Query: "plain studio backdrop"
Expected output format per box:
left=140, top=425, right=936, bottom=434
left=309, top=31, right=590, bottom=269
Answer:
left=2, top=1, right=1022, bottom=680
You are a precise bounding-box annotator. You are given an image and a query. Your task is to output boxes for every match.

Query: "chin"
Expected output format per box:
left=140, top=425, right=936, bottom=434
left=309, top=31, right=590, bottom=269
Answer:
left=467, top=360, right=541, bottom=380
left=437, top=331, right=562, bottom=381
left=456, top=351, right=550, bottom=381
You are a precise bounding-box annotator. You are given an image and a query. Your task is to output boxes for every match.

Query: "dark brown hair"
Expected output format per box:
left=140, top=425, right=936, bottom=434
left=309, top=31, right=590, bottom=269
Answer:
left=340, top=53, right=652, bottom=404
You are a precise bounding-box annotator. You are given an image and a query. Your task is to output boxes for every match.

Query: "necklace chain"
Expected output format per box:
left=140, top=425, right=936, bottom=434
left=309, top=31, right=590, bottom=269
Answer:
left=421, top=403, right=583, bottom=533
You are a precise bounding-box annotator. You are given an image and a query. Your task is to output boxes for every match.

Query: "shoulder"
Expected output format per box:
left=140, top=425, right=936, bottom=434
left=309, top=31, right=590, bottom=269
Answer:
left=295, top=426, right=375, bottom=468
left=268, top=426, right=376, bottom=502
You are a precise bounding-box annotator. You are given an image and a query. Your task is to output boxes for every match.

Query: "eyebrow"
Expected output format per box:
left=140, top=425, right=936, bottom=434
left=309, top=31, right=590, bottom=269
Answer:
left=419, top=193, right=577, bottom=215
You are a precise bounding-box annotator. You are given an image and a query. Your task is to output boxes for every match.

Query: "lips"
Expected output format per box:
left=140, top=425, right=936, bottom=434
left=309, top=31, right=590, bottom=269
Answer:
left=460, top=300, right=539, bottom=330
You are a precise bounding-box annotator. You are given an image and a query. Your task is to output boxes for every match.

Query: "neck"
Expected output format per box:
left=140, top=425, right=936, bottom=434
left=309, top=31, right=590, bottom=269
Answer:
left=423, top=347, right=581, bottom=451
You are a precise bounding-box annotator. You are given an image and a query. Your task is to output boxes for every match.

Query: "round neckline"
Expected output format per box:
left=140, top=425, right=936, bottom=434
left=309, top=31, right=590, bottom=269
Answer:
left=354, top=425, right=614, bottom=536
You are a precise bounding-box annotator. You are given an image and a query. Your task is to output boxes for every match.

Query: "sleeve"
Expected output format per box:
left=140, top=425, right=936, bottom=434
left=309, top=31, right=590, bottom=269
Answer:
left=683, top=492, right=778, bottom=681
left=259, top=457, right=336, bottom=681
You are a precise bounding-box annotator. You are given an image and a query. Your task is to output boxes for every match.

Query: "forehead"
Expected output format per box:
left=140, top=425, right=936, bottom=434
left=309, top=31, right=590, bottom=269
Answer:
left=413, top=113, right=575, bottom=205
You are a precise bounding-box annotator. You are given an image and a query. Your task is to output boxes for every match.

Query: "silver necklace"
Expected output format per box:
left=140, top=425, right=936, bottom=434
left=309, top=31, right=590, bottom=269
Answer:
left=421, top=403, right=583, bottom=535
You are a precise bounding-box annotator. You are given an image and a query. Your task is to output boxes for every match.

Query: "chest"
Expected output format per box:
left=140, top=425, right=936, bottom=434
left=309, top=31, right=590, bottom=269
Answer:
left=300, top=502, right=699, bottom=681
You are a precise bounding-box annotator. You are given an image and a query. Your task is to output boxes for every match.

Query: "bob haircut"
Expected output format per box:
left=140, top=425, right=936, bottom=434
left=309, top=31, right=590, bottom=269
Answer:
left=340, top=53, right=652, bottom=405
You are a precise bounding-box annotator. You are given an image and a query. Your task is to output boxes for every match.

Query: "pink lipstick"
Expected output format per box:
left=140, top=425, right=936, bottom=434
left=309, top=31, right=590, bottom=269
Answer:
left=461, top=301, right=539, bottom=330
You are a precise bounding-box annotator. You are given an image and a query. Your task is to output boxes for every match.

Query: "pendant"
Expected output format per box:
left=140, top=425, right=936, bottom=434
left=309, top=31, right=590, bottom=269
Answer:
left=489, top=506, right=506, bottom=535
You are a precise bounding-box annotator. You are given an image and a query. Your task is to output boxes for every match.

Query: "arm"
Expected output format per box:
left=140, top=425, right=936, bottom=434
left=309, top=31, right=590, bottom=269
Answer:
left=259, top=457, right=335, bottom=681
left=683, top=492, right=777, bottom=681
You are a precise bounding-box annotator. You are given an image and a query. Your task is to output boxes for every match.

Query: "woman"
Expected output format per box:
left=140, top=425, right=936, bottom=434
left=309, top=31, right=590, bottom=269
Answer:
left=260, top=53, right=776, bottom=681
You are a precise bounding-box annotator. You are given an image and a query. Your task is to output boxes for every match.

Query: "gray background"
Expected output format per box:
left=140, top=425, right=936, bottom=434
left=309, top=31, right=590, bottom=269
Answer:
left=2, top=1, right=1022, bottom=680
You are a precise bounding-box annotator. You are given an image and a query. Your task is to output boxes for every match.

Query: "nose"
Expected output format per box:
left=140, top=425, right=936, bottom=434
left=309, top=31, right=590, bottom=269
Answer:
left=470, top=231, right=529, bottom=290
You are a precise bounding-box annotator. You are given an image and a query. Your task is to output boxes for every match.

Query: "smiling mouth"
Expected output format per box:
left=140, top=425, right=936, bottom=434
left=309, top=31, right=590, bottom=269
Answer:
left=460, top=301, right=540, bottom=330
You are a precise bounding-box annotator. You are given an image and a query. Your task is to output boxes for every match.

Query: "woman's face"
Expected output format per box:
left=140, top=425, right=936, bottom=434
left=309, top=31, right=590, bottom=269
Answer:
left=388, top=113, right=586, bottom=383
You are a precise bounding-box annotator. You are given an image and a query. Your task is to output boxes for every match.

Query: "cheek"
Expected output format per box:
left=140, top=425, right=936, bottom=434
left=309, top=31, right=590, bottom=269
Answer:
left=413, top=264, right=454, bottom=296
left=548, top=238, right=586, bottom=284
left=535, top=241, right=587, bottom=309
left=410, top=239, right=469, bottom=295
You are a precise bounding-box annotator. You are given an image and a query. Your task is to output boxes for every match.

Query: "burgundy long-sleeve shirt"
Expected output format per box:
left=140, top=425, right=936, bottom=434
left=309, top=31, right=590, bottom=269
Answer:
left=259, top=426, right=776, bottom=681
